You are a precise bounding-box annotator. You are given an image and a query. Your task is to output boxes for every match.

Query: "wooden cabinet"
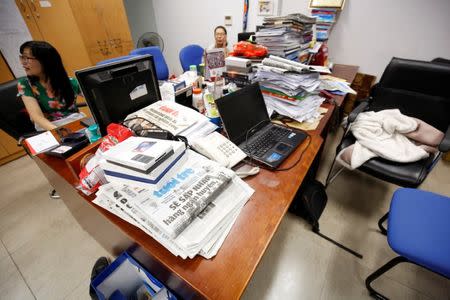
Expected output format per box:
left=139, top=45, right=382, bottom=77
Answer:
left=68, top=0, right=134, bottom=65
left=14, top=0, right=133, bottom=76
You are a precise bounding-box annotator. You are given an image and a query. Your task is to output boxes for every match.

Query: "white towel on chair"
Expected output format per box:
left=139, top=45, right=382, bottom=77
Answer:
left=347, top=109, right=429, bottom=169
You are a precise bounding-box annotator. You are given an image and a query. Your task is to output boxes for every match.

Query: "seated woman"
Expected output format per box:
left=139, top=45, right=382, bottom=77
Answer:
left=17, top=40, right=84, bottom=131
left=206, top=25, right=230, bottom=56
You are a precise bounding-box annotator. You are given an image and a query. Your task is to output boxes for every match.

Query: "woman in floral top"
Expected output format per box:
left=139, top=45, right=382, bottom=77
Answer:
left=17, top=41, right=84, bottom=130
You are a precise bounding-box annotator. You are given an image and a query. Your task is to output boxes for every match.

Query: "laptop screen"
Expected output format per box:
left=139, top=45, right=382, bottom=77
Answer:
left=216, top=83, right=270, bottom=144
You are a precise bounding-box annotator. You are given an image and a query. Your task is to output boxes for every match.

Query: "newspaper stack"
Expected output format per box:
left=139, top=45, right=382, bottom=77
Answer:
left=254, top=55, right=326, bottom=122
left=126, top=101, right=218, bottom=143
left=255, top=13, right=315, bottom=62
left=93, top=150, right=254, bottom=259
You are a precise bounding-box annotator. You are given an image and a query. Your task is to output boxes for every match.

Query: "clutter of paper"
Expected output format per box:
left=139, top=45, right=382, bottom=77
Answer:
left=92, top=101, right=255, bottom=259
left=254, top=55, right=326, bottom=123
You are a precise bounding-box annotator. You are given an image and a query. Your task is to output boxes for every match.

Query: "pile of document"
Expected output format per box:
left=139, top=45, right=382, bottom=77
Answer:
left=94, top=149, right=254, bottom=259
left=255, top=13, right=315, bottom=62
left=311, top=8, right=338, bottom=41
left=126, top=100, right=218, bottom=143
left=319, top=75, right=357, bottom=96
left=254, top=55, right=327, bottom=122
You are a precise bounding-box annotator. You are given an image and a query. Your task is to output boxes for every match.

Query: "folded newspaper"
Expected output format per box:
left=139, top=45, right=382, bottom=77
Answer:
left=126, top=101, right=218, bottom=142
left=93, top=150, right=254, bottom=259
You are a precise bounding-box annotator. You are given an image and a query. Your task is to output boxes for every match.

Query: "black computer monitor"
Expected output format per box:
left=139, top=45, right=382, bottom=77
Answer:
left=76, top=55, right=161, bottom=136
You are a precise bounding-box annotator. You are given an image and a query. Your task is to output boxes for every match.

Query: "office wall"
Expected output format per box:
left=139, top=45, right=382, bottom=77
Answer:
left=0, top=0, right=32, bottom=78
left=123, top=0, right=158, bottom=46
left=280, top=0, right=450, bottom=78
left=152, top=0, right=245, bottom=75
left=152, top=0, right=450, bottom=78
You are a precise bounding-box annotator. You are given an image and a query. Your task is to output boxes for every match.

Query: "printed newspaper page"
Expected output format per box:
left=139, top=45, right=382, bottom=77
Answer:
left=93, top=150, right=254, bottom=259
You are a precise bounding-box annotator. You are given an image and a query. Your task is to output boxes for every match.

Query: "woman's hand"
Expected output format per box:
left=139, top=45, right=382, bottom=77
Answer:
left=21, top=95, right=57, bottom=130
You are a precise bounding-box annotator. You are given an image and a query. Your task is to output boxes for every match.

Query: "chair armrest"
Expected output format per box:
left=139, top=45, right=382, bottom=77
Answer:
left=438, top=125, right=450, bottom=152
left=348, top=99, right=370, bottom=123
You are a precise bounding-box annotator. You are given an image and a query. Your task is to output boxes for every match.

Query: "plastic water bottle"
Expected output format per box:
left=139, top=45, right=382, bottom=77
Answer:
left=192, top=88, right=204, bottom=113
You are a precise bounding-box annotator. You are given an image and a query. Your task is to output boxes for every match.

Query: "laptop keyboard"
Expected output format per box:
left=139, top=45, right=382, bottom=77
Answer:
left=245, top=126, right=291, bottom=157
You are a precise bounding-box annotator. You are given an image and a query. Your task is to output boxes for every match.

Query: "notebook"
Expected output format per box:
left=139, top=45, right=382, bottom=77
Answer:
left=215, top=82, right=307, bottom=169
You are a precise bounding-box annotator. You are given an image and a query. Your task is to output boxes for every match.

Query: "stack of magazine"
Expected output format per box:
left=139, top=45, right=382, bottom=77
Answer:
left=94, top=149, right=254, bottom=259
left=255, top=13, right=316, bottom=62
left=100, top=136, right=187, bottom=188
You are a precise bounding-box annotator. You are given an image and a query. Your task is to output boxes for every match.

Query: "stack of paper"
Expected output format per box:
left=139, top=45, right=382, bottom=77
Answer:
left=255, top=13, right=316, bottom=62
left=319, top=78, right=357, bottom=96
left=93, top=150, right=254, bottom=259
left=254, top=56, right=326, bottom=122
left=126, top=101, right=218, bottom=143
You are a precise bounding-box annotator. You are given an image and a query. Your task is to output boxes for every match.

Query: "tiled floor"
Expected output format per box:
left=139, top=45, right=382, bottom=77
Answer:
left=0, top=128, right=449, bottom=299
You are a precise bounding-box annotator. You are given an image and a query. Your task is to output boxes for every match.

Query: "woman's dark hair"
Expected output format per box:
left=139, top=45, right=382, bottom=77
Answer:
left=20, top=41, right=75, bottom=108
left=214, top=25, right=227, bottom=35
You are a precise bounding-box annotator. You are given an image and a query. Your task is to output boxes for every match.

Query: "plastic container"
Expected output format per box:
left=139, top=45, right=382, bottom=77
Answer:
left=85, top=124, right=101, bottom=143
left=192, top=87, right=204, bottom=113
left=91, top=252, right=177, bottom=300
left=189, top=64, right=197, bottom=74
left=203, top=91, right=219, bottom=118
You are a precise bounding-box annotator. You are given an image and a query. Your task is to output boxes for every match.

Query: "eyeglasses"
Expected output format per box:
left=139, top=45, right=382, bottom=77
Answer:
left=19, top=55, right=37, bottom=63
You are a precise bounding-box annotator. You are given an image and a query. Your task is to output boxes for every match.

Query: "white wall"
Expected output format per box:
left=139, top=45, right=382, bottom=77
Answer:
left=152, top=0, right=450, bottom=79
left=123, top=0, right=158, bottom=46
left=280, top=0, right=450, bottom=78
left=0, top=0, right=32, bottom=78
left=153, top=0, right=245, bottom=75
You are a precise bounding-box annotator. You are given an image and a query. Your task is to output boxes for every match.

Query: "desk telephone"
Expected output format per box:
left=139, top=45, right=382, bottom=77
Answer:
left=191, top=132, right=246, bottom=168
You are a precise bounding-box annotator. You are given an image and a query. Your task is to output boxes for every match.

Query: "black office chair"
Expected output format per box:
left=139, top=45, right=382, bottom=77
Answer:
left=0, top=79, right=88, bottom=199
left=0, top=79, right=36, bottom=140
left=325, top=57, right=450, bottom=234
left=238, top=32, right=255, bottom=42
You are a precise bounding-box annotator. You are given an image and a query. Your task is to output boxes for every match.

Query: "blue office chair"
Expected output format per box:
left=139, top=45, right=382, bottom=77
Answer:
left=179, top=44, right=204, bottom=72
left=96, top=55, right=139, bottom=65
left=366, top=188, right=450, bottom=299
left=129, top=47, right=169, bottom=80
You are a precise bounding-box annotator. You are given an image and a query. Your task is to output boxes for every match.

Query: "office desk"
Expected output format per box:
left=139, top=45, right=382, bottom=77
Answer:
left=32, top=122, right=322, bottom=300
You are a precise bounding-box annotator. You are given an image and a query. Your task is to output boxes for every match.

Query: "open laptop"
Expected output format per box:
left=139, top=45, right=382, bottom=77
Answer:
left=216, top=82, right=307, bottom=169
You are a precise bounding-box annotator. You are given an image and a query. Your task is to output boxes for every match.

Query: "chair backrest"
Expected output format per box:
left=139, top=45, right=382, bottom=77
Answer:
left=179, top=44, right=204, bottom=72
left=129, top=47, right=169, bottom=80
left=370, top=57, right=450, bottom=132
left=0, top=79, right=35, bottom=140
left=238, top=32, right=255, bottom=42
left=96, top=55, right=139, bottom=65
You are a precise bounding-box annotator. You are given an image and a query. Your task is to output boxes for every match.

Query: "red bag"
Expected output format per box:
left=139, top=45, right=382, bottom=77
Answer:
left=229, top=41, right=268, bottom=58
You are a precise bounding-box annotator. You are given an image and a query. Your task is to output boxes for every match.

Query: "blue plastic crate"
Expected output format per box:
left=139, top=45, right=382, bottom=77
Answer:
left=91, top=252, right=177, bottom=300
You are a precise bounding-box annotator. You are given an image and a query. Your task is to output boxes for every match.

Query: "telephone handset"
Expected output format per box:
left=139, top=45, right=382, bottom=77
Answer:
left=191, top=132, right=246, bottom=168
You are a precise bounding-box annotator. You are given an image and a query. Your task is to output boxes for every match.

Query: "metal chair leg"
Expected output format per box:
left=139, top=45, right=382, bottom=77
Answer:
left=49, top=189, right=61, bottom=199
left=378, top=212, right=389, bottom=235
left=365, top=256, right=409, bottom=300
left=325, top=156, right=344, bottom=188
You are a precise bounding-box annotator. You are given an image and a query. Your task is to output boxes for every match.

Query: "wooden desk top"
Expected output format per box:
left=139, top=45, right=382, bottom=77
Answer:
left=34, top=64, right=358, bottom=299
left=36, top=123, right=323, bottom=299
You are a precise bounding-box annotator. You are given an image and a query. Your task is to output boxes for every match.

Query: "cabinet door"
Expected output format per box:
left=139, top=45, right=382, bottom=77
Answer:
left=68, top=0, right=134, bottom=64
left=0, top=51, right=15, bottom=84
left=68, top=0, right=111, bottom=64
left=14, top=0, right=44, bottom=40
left=95, top=0, right=134, bottom=57
left=24, top=0, right=92, bottom=76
